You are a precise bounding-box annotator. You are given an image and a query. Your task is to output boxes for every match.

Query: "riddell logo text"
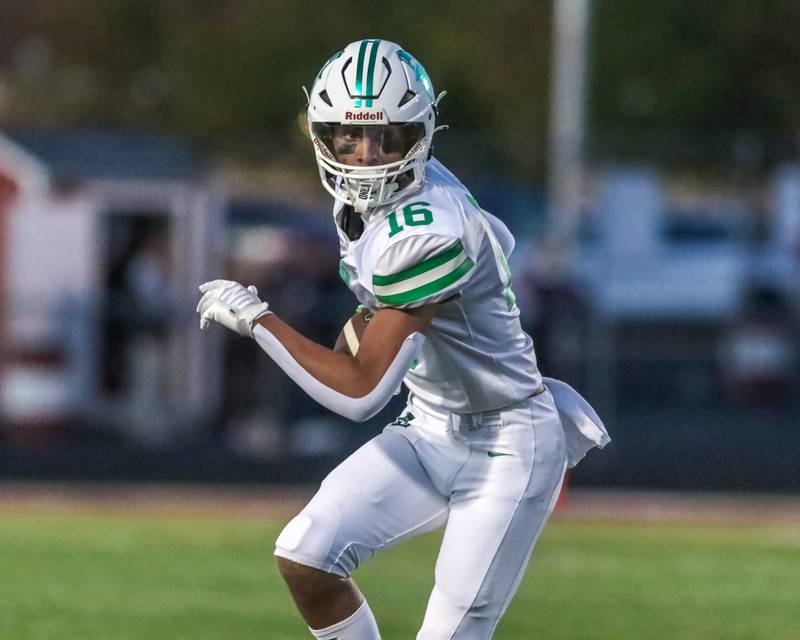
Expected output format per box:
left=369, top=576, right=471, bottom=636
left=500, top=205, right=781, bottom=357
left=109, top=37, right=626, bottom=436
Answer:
left=312, top=137, right=334, bottom=160
left=345, top=111, right=384, bottom=121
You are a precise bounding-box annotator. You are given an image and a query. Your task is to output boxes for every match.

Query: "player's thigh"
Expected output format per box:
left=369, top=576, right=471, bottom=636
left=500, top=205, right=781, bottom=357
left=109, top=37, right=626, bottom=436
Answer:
left=275, top=430, right=449, bottom=577
left=419, top=396, right=567, bottom=638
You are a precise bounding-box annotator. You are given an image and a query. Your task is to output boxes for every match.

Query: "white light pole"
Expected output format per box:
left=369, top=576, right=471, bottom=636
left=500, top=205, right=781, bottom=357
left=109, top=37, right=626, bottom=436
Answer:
left=548, top=0, right=591, bottom=249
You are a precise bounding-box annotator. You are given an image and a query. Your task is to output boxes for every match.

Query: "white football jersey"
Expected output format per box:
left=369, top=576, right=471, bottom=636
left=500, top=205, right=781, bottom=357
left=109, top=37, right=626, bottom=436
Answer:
left=334, top=158, right=542, bottom=414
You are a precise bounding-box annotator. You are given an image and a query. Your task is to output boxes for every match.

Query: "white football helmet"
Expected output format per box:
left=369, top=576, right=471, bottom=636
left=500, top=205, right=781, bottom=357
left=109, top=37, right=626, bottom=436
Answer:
left=306, top=40, right=443, bottom=215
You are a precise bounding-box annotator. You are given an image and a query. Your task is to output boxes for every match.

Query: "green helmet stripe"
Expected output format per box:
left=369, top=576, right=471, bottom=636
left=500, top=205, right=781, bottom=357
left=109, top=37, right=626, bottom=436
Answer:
left=355, top=40, right=373, bottom=107
left=365, top=39, right=381, bottom=107
left=354, top=39, right=381, bottom=108
left=354, top=39, right=370, bottom=108
left=315, top=50, right=343, bottom=84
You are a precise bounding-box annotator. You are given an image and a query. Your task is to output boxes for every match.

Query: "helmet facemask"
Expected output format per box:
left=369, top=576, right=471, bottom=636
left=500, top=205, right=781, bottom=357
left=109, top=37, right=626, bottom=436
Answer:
left=310, top=122, right=428, bottom=214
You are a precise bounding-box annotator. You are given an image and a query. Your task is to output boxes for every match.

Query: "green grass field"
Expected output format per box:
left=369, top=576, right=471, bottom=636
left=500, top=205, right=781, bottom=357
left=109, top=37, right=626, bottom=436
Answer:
left=1, top=508, right=798, bottom=639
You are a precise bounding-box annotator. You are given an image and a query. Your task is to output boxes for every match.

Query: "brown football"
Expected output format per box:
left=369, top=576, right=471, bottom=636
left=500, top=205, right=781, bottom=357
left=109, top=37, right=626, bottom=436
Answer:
left=333, top=307, right=373, bottom=355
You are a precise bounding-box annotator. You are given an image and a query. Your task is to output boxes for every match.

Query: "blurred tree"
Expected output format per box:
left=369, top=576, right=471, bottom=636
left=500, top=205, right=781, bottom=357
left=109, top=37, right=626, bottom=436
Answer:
left=1, top=0, right=800, bottom=176
left=591, top=0, right=800, bottom=165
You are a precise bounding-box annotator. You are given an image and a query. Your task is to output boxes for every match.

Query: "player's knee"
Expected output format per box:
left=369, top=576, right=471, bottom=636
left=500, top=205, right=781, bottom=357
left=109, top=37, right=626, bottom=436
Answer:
left=276, top=555, right=306, bottom=581
left=276, top=554, right=361, bottom=620
left=274, top=497, right=352, bottom=577
left=276, top=555, right=320, bottom=590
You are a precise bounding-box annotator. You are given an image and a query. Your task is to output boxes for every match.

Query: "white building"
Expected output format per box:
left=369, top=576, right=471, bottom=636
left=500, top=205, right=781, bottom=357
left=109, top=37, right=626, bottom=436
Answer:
left=0, top=129, right=223, bottom=445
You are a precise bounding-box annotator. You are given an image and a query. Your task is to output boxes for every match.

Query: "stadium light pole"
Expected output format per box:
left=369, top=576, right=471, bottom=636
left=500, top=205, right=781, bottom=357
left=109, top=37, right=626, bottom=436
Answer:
left=546, top=0, right=615, bottom=417
left=547, top=0, right=591, bottom=251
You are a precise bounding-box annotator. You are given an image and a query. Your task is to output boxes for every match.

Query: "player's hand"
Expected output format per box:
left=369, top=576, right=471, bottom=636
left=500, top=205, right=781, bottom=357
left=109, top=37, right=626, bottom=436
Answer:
left=196, top=279, right=271, bottom=338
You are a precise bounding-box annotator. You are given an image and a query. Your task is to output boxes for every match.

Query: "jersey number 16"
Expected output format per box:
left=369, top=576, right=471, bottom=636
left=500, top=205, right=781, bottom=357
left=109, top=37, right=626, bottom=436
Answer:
left=386, top=201, right=433, bottom=237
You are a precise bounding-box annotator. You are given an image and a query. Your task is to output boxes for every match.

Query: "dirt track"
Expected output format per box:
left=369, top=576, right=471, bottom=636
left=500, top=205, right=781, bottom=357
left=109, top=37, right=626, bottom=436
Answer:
left=1, top=482, right=799, bottom=525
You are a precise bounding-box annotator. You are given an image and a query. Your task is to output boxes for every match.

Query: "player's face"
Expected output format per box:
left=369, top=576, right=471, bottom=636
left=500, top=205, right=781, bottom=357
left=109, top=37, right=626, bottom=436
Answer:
left=331, top=125, right=406, bottom=166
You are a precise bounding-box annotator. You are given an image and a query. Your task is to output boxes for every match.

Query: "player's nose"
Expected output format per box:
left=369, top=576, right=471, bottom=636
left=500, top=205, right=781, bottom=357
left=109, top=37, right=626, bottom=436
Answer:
left=355, top=137, right=382, bottom=166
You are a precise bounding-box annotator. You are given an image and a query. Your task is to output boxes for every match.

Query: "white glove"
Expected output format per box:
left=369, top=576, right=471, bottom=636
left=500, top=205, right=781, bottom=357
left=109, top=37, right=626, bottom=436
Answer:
left=196, top=279, right=271, bottom=338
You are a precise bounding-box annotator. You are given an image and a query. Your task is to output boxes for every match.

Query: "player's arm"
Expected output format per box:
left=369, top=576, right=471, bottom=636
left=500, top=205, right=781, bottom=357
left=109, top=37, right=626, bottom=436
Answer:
left=253, top=305, right=434, bottom=397
left=196, top=279, right=433, bottom=422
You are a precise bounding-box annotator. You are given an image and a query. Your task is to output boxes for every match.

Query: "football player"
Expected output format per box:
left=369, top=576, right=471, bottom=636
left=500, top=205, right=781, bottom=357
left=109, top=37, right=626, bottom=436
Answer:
left=197, top=39, right=609, bottom=640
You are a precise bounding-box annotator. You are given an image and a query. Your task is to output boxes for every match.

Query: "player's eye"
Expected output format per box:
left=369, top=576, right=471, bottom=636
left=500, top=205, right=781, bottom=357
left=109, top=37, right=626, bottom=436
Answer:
left=337, top=126, right=361, bottom=141
left=380, top=129, right=404, bottom=154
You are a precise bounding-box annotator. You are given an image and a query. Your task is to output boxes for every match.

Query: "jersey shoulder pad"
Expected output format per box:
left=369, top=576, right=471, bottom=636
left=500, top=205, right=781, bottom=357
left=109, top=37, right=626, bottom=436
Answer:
left=371, top=232, right=476, bottom=309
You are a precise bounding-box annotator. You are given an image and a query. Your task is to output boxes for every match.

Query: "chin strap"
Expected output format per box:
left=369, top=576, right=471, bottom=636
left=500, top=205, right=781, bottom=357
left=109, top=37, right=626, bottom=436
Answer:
left=253, top=325, right=425, bottom=423
left=353, top=196, right=369, bottom=214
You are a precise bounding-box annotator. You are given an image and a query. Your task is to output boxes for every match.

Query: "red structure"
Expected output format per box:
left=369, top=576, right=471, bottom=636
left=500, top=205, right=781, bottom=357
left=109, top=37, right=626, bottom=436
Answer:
left=0, top=170, right=19, bottom=380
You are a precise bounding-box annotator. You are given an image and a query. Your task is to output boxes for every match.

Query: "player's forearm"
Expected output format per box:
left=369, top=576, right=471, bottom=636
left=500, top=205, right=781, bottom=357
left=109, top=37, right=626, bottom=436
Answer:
left=251, top=316, right=424, bottom=422
left=255, top=314, right=370, bottom=397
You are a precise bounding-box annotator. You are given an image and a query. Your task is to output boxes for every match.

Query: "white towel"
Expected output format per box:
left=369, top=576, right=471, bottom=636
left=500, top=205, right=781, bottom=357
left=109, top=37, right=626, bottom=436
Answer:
left=543, top=377, right=611, bottom=468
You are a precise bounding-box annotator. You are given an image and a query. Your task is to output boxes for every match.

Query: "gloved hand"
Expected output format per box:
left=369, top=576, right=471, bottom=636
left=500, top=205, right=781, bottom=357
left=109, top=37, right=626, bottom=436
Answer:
left=196, top=279, right=271, bottom=338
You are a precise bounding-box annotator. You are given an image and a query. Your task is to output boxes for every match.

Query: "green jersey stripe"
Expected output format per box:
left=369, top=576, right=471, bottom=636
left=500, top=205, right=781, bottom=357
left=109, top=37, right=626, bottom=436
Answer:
left=499, top=252, right=512, bottom=278
left=466, top=194, right=481, bottom=210
left=355, top=40, right=369, bottom=98
left=373, top=251, right=466, bottom=296
left=376, top=258, right=475, bottom=305
left=365, top=39, right=381, bottom=107
left=372, top=240, right=464, bottom=286
left=338, top=261, right=350, bottom=284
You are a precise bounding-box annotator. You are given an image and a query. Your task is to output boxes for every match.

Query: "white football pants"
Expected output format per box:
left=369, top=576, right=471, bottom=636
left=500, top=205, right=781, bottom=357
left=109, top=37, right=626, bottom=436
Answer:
left=275, top=389, right=567, bottom=639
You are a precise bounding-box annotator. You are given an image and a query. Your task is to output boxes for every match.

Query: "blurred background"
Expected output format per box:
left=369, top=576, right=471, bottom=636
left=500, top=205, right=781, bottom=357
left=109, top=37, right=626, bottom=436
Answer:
left=1, top=0, right=799, bottom=491
left=2, top=2, right=800, bottom=639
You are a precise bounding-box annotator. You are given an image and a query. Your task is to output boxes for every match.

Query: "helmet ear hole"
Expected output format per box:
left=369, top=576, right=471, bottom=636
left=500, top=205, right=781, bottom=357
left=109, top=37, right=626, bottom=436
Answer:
left=318, top=90, right=333, bottom=107
left=398, top=90, right=416, bottom=107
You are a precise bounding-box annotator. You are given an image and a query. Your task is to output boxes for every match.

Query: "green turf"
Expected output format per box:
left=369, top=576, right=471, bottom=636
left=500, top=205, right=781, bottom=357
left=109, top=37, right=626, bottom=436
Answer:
left=0, top=510, right=798, bottom=639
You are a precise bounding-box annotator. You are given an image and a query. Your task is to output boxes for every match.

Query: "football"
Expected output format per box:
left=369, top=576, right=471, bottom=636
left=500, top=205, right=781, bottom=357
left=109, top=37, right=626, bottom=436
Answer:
left=333, top=307, right=374, bottom=355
